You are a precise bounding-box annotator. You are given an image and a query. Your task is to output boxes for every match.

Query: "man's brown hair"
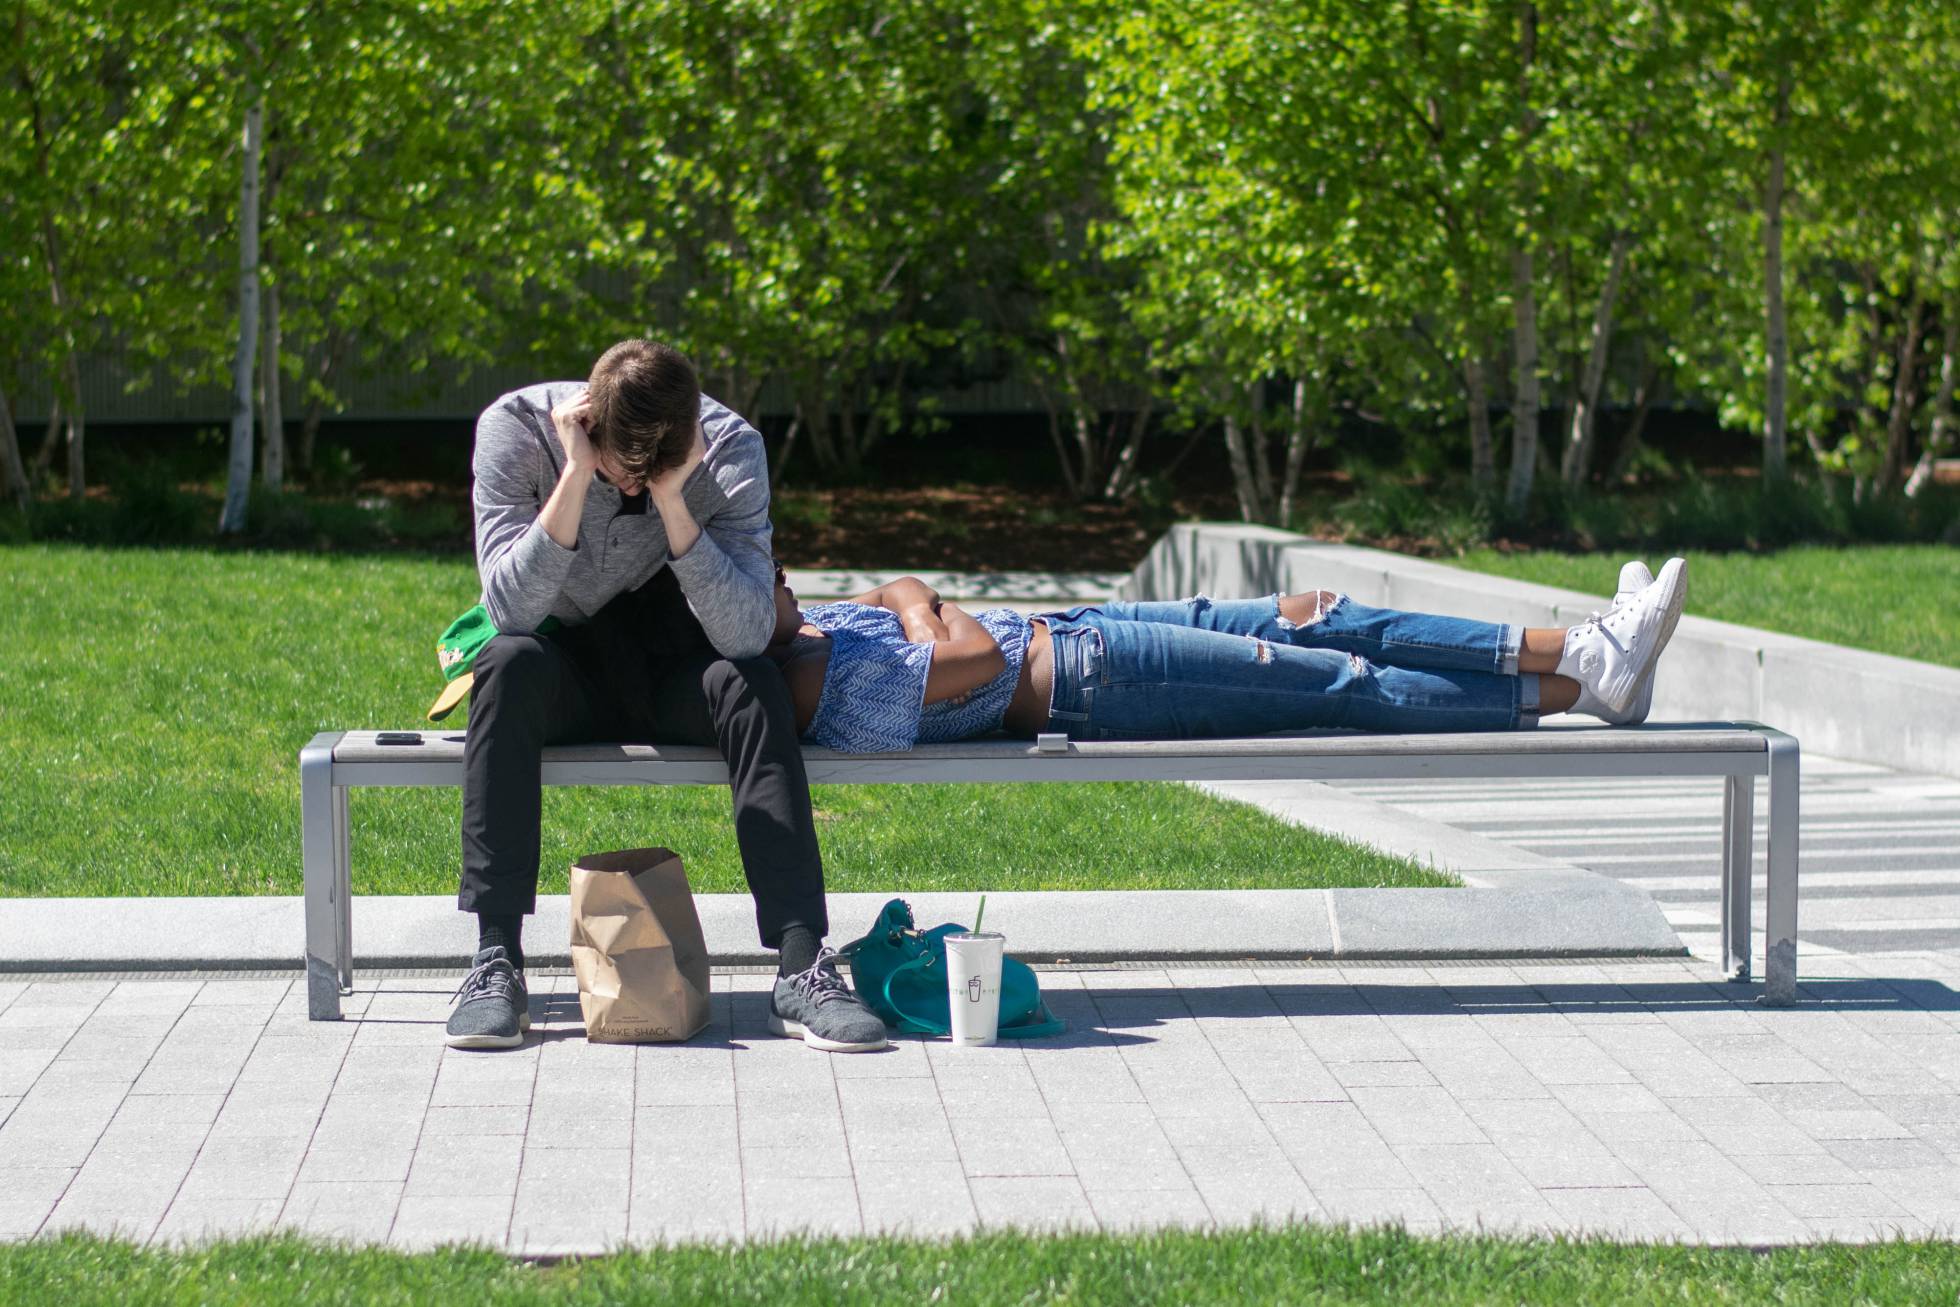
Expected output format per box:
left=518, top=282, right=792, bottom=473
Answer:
left=585, top=339, right=701, bottom=485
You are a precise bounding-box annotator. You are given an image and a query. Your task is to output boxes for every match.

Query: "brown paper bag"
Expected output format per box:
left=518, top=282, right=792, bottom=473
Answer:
left=568, top=847, right=712, bottom=1043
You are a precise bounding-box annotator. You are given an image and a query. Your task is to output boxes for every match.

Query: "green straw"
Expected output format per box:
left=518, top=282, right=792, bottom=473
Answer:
left=973, top=894, right=987, bottom=934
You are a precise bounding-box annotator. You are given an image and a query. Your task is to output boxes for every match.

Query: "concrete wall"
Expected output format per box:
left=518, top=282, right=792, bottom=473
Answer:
left=1119, top=523, right=1960, bottom=779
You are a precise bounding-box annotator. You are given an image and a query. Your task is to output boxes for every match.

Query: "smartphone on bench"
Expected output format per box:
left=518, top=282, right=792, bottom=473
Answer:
left=376, top=732, right=424, bottom=745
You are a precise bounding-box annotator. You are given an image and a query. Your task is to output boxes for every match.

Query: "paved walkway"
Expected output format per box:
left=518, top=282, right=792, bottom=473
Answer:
left=1332, top=752, right=1960, bottom=960
left=3, top=948, right=1957, bottom=1252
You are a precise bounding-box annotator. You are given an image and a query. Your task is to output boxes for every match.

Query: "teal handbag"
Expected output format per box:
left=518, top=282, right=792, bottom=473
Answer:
left=840, top=899, right=1066, bottom=1039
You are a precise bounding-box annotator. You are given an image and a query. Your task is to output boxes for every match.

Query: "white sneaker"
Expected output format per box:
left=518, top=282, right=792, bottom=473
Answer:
left=1569, top=560, right=1655, bottom=724
left=1557, top=557, right=1687, bottom=717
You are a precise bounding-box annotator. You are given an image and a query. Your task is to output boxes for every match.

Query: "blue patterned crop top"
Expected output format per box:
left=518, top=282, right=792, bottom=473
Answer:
left=799, top=602, right=1034, bottom=753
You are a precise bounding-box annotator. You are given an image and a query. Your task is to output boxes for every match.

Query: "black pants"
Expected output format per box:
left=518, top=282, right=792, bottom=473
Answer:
left=458, top=568, right=827, bottom=947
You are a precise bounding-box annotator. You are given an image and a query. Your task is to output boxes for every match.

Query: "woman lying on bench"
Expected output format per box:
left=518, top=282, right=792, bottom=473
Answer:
left=764, top=560, right=1688, bottom=753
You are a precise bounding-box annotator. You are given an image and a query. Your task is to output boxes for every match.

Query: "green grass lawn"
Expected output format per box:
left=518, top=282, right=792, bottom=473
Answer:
left=1448, top=544, right=1960, bottom=670
left=4, top=1230, right=1956, bottom=1306
left=0, top=545, right=1447, bottom=898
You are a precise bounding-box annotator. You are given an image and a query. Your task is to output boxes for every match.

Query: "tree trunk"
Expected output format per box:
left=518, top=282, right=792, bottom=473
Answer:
left=219, top=96, right=264, bottom=536
left=259, top=278, right=284, bottom=490
left=1039, top=391, right=1082, bottom=498
left=59, top=353, right=83, bottom=500
left=0, top=385, right=28, bottom=512
left=1102, top=404, right=1152, bottom=502
left=1247, top=382, right=1275, bottom=512
left=1878, top=285, right=1925, bottom=492
left=297, top=334, right=343, bottom=479
left=1465, top=352, right=1494, bottom=488
left=1561, top=230, right=1630, bottom=487
left=1507, top=243, right=1541, bottom=512
left=1762, top=72, right=1791, bottom=482
left=1278, top=375, right=1314, bottom=525
left=15, top=27, right=86, bottom=501
left=770, top=410, right=803, bottom=492
left=1904, top=306, right=1955, bottom=499
left=1608, top=357, right=1660, bottom=482
left=1221, top=409, right=1266, bottom=524
left=31, top=401, right=60, bottom=478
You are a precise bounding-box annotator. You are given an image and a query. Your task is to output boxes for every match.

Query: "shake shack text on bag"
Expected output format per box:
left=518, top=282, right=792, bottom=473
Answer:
left=568, top=847, right=712, bottom=1043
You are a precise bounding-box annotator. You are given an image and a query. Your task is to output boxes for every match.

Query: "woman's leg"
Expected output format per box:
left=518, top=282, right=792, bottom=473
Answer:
left=1047, top=615, right=1542, bottom=740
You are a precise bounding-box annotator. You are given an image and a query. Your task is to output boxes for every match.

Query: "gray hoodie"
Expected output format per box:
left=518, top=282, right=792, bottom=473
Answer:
left=471, top=380, right=777, bottom=658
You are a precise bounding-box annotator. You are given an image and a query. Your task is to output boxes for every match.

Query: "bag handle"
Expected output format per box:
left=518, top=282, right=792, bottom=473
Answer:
left=883, top=950, right=951, bottom=1036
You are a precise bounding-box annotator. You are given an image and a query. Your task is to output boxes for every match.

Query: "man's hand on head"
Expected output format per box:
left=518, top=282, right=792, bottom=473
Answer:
left=647, top=422, right=707, bottom=503
left=552, top=390, right=597, bottom=472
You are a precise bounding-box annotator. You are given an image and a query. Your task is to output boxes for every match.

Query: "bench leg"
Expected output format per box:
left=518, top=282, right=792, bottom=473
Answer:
left=300, top=737, right=344, bottom=1020
left=1721, top=775, right=1755, bottom=982
left=1760, top=731, right=1802, bottom=1007
left=335, top=785, right=354, bottom=992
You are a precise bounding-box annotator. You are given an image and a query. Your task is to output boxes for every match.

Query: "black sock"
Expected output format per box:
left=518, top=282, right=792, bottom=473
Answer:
left=777, top=924, right=820, bottom=977
left=477, top=913, right=525, bottom=972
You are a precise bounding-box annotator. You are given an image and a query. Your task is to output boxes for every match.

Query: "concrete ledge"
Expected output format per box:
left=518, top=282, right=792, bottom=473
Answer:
left=1120, top=522, right=1960, bottom=778
left=786, top=569, right=1123, bottom=602
left=0, top=779, right=1681, bottom=971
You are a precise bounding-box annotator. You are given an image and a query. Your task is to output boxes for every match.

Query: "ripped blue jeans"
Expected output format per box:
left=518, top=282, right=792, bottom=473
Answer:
left=1039, top=595, right=1541, bottom=740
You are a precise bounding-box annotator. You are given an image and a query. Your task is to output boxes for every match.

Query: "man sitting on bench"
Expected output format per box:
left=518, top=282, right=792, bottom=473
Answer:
left=446, top=339, right=886, bottom=1055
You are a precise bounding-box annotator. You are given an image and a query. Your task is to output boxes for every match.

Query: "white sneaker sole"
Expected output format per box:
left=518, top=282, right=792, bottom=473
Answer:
left=446, top=1010, right=532, bottom=1051
left=1602, top=559, right=1686, bottom=713
left=767, top=1011, right=889, bottom=1053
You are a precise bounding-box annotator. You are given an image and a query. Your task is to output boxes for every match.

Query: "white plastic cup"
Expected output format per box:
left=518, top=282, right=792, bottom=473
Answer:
left=944, top=932, right=1006, bottom=1046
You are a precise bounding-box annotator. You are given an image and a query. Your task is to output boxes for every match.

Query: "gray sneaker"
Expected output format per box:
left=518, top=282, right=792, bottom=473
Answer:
left=445, top=946, right=531, bottom=1050
left=768, top=948, right=889, bottom=1052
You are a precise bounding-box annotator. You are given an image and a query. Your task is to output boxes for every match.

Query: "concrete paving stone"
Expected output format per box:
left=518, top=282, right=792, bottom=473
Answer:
left=950, top=1117, right=1072, bottom=1177
left=1174, top=1144, right=1309, bottom=1182
left=151, top=1198, right=286, bottom=1245
left=1540, top=1186, right=1693, bottom=1240
left=738, top=1110, right=847, bottom=1154
left=515, top=1146, right=631, bottom=1197
left=430, top=1063, right=539, bottom=1108
left=297, top=1145, right=415, bottom=1185
left=1191, top=1173, right=1322, bottom=1226
left=854, top=1164, right=980, bottom=1237
left=405, top=1134, right=525, bottom=1198
left=1135, top=1074, right=1257, bottom=1119
left=1458, top=1097, right=1604, bottom=1155
left=1260, top=1102, right=1414, bottom=1189
left=507, top=1206, right=627, bottom=1257
left=1912, top=1122, right=1960, bottom=1158
left=635, top=1071, right=737, bottom=1107
left=389, top=1195, right=515, bottom=1251
left=1507, top=1151, right=1642, bottom=1189
left=0, top=1201, right=54, bottom=1239
left=1087, top=1186, right=1212, bottom=1231
left=0, top=1048, right=61, bottom=1096
left=1497, top=1036, right=1637, bottom=1086
left=1310, top=1187, right=1447, bottom=1232
left=1153, top=1104, right=1276, bottom=1150
left=522, top=1109, right=633, bottom=1152
left=278, top=1183, right=399, bottom=1246
left=110, top=1091, right=227, bottom=1128
left=840, top=1114, right=959, bottom=1165
left=176, top=1160, right=304, bottom=1204
left=208, top=1091, right=329, bottom=1139
left=191, top=980, right=294, bottom=1008
left=1071, top=1157, right=1196, bottom=1191
left=1822, top=1137, right=1952, bottom=1171
left=0, top=1166, right=80, bottom=1205
left=1348, top=1086, right=1486, bottom=1146
left=1867, top=1166, right=1960, bottom=1222
left=1763, top=1183, right=1911, bottom=1219
left=742, top=1176, right=864, bottom=1239
left=43, top=1188, right=173, bottom=1243
left=1782, top=1107, right=1917, bottom=1142
left=969, top=1176, right=1097, bottom=1232
left=1666, top=1096, right=1827, bottom=1155
left=628, top=1176, right=745, bottom=1244
left=0, top=1097, right=16, bottom=1130
left=835, top=1076, right=945, bottom=1111
left=935, top=1087, right=1053, bottom=1122
left=311, top=1093, right=430, bottom=1150
left=1731, top=1152, right=1867, bottom=1186
left=417, top=1104, right=531, bottom=1138
left=1330, top=1061, right=1437, bottom=1089
left=740, top=1143, right=855, bottom=1180
left=1414, top=1049, right=1551, bottom=1102
left=1803, top=1215, right=1940, bottom=1243
left=1287, top=1016, right=1414, bottom=1065
left=829, top=1041, right=933, bottom=1080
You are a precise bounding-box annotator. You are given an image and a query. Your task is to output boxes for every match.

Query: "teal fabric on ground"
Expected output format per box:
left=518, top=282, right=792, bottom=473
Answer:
left=841, top=899, right=1064, bottom=1039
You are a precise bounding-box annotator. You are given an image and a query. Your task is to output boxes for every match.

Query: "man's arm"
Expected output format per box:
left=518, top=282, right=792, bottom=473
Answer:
left=472, top=391, right=593, bottom=634
left=652, top=421, right=779, bottom=659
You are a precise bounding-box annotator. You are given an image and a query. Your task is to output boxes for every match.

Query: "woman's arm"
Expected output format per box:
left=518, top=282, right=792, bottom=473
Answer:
left=848, top=576, right=943, bottom=641
left=923, top=602, right=1006, bottom=704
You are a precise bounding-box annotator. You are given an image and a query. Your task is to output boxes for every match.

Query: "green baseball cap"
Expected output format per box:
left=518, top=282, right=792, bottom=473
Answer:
left=427, top=604, right=559, bottom=721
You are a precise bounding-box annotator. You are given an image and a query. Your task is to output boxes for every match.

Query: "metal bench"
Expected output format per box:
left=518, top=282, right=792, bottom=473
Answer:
left=298, top=721, right=1801, bottom=1020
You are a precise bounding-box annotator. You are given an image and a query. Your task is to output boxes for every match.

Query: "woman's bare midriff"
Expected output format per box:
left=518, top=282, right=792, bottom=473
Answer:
left=1003, top=618, right=1052, bottom=738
